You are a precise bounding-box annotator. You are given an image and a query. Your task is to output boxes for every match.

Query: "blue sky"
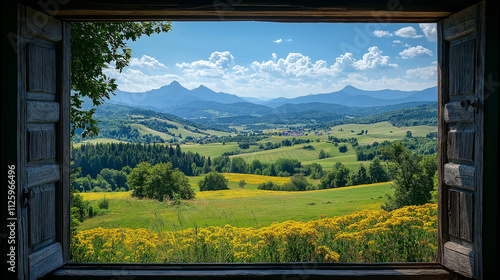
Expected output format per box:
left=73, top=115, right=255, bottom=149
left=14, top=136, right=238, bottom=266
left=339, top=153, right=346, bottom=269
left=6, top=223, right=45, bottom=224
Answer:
left=105, top=22, right=437, bottom=99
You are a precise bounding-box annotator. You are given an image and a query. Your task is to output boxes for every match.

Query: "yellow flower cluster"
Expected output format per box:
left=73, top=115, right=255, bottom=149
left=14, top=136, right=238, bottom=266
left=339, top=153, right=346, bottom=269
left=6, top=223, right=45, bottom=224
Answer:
left=223, top=173, right=290, bottom=185
left=71, top=204, right=437, bottom=263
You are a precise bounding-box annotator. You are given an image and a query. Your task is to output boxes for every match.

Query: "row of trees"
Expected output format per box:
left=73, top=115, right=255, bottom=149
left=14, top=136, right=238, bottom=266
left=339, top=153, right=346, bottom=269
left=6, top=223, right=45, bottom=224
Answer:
left=253, top=143, right=437, bottom=213
left=72, top=167, right=131, bottom=192
left=257, top=157, right=389, bottom=192
left=72, top=143, right=207, bottom=178
left=355, top=134, right=437, bottom=161
left=258, top=174, right=315, bottom=191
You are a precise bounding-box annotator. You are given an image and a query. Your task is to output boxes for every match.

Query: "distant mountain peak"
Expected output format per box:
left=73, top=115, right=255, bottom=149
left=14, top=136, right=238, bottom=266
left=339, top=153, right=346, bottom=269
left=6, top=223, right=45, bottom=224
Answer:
left=341, top=85, right=358, bottom=91
left=169, top=80, right=182, bottom=86
left=195, top=84, right=210, bottom=90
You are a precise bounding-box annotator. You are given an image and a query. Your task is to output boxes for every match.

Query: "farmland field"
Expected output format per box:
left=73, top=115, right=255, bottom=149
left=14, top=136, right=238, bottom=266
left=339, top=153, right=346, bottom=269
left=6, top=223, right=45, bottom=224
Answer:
left=328, top=122, right=436, bottom=144
left=181, top=142, right=241, bottom=157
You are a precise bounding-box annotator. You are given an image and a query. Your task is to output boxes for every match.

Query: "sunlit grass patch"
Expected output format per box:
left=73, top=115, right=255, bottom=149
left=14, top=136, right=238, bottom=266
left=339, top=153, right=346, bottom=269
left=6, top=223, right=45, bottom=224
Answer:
left=79, top=191, right=132, bottom=201
left=223, top=173, right=290, bottom=185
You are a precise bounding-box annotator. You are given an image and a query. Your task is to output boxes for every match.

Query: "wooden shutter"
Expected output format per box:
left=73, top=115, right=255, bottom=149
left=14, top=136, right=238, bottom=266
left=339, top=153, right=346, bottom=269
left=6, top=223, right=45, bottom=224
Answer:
left=438, top=2, right=485, bottom=279
left=17, top=6, right=70, bottom=280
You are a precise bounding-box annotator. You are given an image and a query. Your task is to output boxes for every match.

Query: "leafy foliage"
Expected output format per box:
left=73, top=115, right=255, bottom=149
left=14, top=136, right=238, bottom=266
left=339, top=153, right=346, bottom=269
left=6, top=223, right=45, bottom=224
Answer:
left=355, top=135, right=437, bottom=161
left=127, top=162, right=195, bottom=201
left=381, top=143, right=437, bottom=211
left=319, top=163, right=351, bottom=189
left=199, top=171, right=229, bottom=191
left=257, top=174, right=314, bottom=191
left=72, top=143, right=207, bottom=178
left=368, top=157, right=390, bottom=183
left=70, top=22, right=171, bottom=139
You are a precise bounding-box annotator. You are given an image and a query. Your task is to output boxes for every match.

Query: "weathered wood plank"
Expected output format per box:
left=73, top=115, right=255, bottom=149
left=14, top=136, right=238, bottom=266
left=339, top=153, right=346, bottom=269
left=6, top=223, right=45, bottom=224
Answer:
left=29, top=186, right=41, bottom=245
left=29, top=184, right=56, bottom=245
left=26, top=101, right=59, bottom=123
left=27, top=92, right=57, bottom=101
left=447, top=129, right=474, bottom=161
left=29, top=242, right=63, bottom=280
left=443, top=163, right=474, bottom=190
left=449, top=39, right=475, bottom=95
left=442, top=3, right=477, bottom=41
left=27, top=164, right=60, bottom=187
left=57, top=21, right=72, bottom=263
left=36, top=0, right=482, bottom=22
left=26, top=7, right=62, bottom=42
left=41, top=184, right=56, bottom=241
left=443, top=101, right=474, bottom=123
left=27, top=43, right=56, bottom=94
left=436, top=19, right=447, bottom=265
left=45, top=263, right=456, bottom=279
left=448, top=190, right=460, bottom=238
left=28, top=129, right=56, bottom=161
left=443, top=242, right=474, bottom=278
left=448, top=189, right=473, bottom=241
left=472, top=3, right=485, bottom=277
left=460, top=191, right=473, bottom=242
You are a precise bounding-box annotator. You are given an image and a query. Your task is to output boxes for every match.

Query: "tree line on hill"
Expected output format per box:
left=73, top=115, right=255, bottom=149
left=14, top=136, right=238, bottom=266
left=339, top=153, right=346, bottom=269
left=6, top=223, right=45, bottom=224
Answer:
left=256, top=142, right=437, bottom=212
left=257, top=158, right=389, bottom=192
left=71, top=135, right=436, bottom=194
left=308, top=103, right=437, bottom=131
left=354, top=132, right=437, bottom=161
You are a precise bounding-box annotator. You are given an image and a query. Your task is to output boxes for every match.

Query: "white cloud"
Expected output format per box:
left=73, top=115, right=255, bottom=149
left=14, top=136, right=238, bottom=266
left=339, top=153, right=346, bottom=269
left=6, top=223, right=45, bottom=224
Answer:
left=176, top=51, right=235, bottom=78
left=332, top=53, right=358, bottom=72
left=273, top=38, right=292, bottom=43
left=120, top=49, right=438, bottom=98
left=395, top=26, right=423, bottom=38
left=373, top=30, right=392, bottom=37
left=393, top=40, right=402, bottom=44
left=337, top=73, right=436, bottom=91
left=399, top=46, right=433, bottom=59
left=419, top=23, right=437, bottom=41
left=351, top=46, right=398, bottom=70
left=406, top=66, right=437, bottom=80
left=251, top=52, right=337, bottom=78
left=129, top=55, right=166, bottom=69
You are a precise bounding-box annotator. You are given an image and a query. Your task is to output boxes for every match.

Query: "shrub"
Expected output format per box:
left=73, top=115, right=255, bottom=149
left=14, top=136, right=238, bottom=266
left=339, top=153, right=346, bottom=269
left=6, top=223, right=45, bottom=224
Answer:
left=199, top=171, right=229, bottom=191
left=338, top=145, right=348, bottom=153
left=98, top=197, right=109, bottom=209
left=239, top=180, right=246, bottom=188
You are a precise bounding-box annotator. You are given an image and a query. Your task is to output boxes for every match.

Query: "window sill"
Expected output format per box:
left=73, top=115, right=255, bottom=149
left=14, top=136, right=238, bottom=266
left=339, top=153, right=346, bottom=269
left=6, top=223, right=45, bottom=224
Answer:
left=43, top=263, right=461, bottom=279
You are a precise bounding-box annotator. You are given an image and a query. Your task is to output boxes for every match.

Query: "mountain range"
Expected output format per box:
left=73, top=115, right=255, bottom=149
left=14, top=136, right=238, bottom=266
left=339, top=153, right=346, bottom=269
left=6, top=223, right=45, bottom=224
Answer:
left=109, top=81, right=437, bottom=119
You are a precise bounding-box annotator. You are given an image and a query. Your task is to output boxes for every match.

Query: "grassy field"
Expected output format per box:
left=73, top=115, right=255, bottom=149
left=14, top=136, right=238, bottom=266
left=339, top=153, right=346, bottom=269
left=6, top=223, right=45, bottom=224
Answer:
left=231, top=141, right=359, bottom=171
left=78, top=174, right=392, bottom=232
left=74, top=138, right=128, bottom=147
left=181, top=122, right=435, bottom=171
left=128, top=117, right=233, bottom=141
left=181, top=142, right=241, bottom=157
left=328, top=122, right=436, bottom=144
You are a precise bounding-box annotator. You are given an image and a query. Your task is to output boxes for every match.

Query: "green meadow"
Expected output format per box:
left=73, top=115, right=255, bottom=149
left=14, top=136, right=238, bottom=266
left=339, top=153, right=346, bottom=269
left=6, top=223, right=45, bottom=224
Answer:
left=78, top=178, right=393, bottom=232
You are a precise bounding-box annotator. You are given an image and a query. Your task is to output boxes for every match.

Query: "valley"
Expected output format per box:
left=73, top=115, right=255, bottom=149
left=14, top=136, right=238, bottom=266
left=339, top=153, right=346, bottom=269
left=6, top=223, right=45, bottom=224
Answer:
left=71, top=82, right=439, bottom=264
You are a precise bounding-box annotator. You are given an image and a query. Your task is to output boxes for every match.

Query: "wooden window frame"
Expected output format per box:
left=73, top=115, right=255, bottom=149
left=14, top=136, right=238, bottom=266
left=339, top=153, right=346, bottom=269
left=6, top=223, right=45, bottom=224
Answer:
left=3, top=1, right=497, bottom=279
